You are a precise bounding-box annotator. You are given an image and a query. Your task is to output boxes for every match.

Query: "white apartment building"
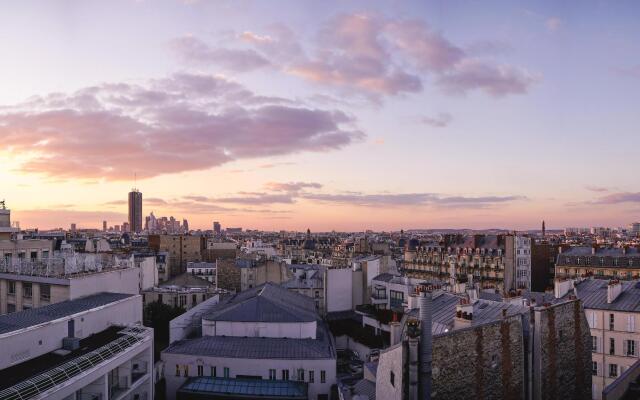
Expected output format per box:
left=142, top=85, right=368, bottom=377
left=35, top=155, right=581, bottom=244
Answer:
left=0, top=252, right=157, bottom=315
left=162, top=283, right=336, bottom=400
left=0, top=292, right=153, bottom=400
left=559, top=279, right=640, bottom=399
left=186, top=261, right=217, bottom=285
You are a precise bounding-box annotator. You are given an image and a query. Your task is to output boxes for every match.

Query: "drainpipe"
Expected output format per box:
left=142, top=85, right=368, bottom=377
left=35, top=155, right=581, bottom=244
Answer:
left=418, top=286, right=432, bottom=400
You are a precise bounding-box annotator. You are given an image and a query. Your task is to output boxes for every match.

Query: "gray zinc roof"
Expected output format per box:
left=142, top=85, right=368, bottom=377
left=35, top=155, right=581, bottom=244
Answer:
left=203, top=283, right=318, bottom=323
left=574, top=279, right=640, bottom=312
left=0, top=292, right=134, bottom=335
left=164, top=325, right=334, bottom=359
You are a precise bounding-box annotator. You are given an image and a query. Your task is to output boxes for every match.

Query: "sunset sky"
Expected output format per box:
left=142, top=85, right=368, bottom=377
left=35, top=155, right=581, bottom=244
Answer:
left=1, top=0, right=639, bottom=231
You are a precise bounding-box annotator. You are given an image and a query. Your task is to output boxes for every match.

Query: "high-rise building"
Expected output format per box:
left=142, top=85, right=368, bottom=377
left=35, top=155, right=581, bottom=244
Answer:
left=102, top=220, right=107, bottom=231
left=213, top=221, right=221, bottom=234
left=182, top=219, right=189, bottom=232
left=128, top=188, right=143, bottom=233
left=70, top=223, right=77, bottom=232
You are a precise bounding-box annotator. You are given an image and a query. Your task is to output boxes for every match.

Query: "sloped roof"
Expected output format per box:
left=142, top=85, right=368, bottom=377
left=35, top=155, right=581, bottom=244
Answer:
left=203, top=283, right=318, bottom=323
left=0, top=293, right=134, bottom=335
left=164, top=323, right=334, bottom=359
left=573, top=279, right=640, bottom=312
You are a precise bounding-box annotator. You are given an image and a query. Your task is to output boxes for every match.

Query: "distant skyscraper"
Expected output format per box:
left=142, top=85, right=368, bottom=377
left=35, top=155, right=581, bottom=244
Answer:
left=542, top=220, right=546, bottom=237
left=213, top=221, right=221, bottom=234
left=182, top=219, right=189, bottom=232
left=102, top=220, right=107, bottom=232
left=70, top=223, right=77, bottom=232
left=128, top=188, right=143, bottom=233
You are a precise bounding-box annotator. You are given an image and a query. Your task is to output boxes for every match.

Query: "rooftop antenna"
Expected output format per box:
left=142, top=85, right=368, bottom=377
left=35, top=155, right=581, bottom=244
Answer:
left=0, top=200, right=5, bottom=210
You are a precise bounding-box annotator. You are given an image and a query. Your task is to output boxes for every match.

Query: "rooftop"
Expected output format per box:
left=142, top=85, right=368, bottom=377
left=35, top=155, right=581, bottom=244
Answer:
left=164, top=323, right=334, bottom=360
left=572, top=279, right=640, bottom=311
left=203, top=283, right=317, bottom=323
left=0, top=326, right=151, bottom=399
left=178, top=376, right=307, bottom=399
left=0, top=292, right=134, bottom=335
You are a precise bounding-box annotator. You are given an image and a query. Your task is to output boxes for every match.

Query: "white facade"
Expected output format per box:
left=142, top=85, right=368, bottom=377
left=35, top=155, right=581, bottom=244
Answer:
left=186, top=261, right=217, bottom=285
left=0, top=294, right=153, bottom=400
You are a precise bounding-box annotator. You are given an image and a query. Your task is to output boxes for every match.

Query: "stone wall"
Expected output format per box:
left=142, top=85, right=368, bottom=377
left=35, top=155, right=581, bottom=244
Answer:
left=533, top=299, right=592, bottom=400
left=215, top=259, right=241, bottom=292
left=431, top=315, right=525, bottom=400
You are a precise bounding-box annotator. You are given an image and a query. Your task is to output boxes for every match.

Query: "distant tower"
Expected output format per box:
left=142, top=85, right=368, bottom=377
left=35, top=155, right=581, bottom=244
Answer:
left=542, top=220, right=546, bottom=238
left=128, top=188, right=143, bottom=233
left=213, top=221, right=221, bottom=234
left=102, top=220, right=107, bottom=232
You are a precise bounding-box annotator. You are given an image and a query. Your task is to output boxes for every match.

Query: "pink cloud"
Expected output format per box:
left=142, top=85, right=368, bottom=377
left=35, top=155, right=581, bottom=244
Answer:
left=170, top=36, right=271, bottom=72
left=176, top=14, right=538, bottom=99
left=0, top=73, right=363, bottom=181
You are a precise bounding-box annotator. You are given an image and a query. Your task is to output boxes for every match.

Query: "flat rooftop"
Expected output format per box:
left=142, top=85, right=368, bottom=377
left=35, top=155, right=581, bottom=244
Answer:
left=0, top=292, right=134, bottom=335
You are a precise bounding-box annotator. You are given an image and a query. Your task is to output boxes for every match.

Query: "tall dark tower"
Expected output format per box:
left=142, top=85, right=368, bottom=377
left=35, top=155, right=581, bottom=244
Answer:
left=128, top=189, right=143, bottom=233
left=542, top=220, right=546, bottom=238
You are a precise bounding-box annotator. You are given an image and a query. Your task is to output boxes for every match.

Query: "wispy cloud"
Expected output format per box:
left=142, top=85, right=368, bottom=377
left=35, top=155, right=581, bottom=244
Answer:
left=585, top=185, right=609, bottom=193
left=420, top=112, right=453, bottom=128
left=593, top=192, right=640, bottom=204
left=301, top=192, right=525, bottom=208
left=546, top=17, right=562, bottom=32
left=264, top=181, right=322, bottom=192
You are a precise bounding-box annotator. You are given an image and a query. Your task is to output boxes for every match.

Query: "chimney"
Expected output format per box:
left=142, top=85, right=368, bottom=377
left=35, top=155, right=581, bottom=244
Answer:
left=607, top=280, right=623, bottom=304
left=390, top=312, right=402, bottom=346
left=454, top=298, right=474, bottom=330
left=554, top=278, right=573, bottom=299
left=418, top=286, right=432, bottom=400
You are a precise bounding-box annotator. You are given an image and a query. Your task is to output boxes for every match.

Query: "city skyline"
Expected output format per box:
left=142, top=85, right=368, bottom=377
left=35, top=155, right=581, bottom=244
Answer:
left=1, top=0, right=639, bottom=231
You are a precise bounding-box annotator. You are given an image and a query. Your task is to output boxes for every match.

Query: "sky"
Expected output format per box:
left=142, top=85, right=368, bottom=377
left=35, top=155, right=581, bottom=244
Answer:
left=0, top=0, right=639, bottom=231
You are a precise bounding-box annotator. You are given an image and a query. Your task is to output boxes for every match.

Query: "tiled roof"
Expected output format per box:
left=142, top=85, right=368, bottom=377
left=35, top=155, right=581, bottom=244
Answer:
left=203, top=283, right=318, bottom=323
left=0, top=293, right=134, bottom=335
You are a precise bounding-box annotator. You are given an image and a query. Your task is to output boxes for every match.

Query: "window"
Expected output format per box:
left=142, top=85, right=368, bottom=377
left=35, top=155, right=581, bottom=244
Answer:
left=610, top=338, right=616, bottom=355
left=42, top=251, right=49, bottom=259
left=282, top=369, right=289, bottom=380
left=298, top=369, right=305, bottom=381
left=269, top=369, right=276, bottom=380
left=609, top=364, right=618, bottom=378
left=211, top=367, right=216, bottom=377
left=309, top=370, right=314, bottom=383
left=320, top=370, right=326, bottom=383
left=183, top=365, right=189, bottom=377
left=390, top=290, right=404, bottom=308
left=626, top=340, right=636, bottom=356
left=192, top=294, right=197, bottom=305
left=592, top=336, right=598, bottom=352
left=40, top=284, right=51, bottom=301
left=7, top=304, right=15, bottom=313
left=175, top=365, right=180, bottom=377
left=23, top=283, right=32, bottom=299
left=223, top=367, right=229, bottom=378
left=8, top=281, right=15, bottom=295
left=30, top=251, right=38, bottom=261
left=390, top=371, right=395, bottom=387
left=628, top=315, right=636, bottom=332
left=592, top=361, right=598, bottom=376
left=610, top=314, right=615, bottom=331
left=197, top=365, right=203, bottom=377
left=179, top=295, right=186, bottom=307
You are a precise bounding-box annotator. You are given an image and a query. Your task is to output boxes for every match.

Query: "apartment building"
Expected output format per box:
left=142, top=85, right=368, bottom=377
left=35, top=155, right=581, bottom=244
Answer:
left=236, top=256, right=291, bottom=291
left=0, top=292, right=153, bottom=400
left=0, top=252, right=157, bottom=315
left=556, top=246, right=640, bottom=280
left=162, top=283, right=336, bottom=400
left=403, top=234, right=531, bottom=293
left=143, top=273, right=221, bottom=310
left=0, top=239, right=54, bottom=266
left=148, top=234, right=204, bottom=277
left=282, top=264, right=326, bottom=315
left=347, top=285, right=591, bottom=400
left=186, top=261, right=217, bottom=285
left=558, top=279, right=640, bottom=399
